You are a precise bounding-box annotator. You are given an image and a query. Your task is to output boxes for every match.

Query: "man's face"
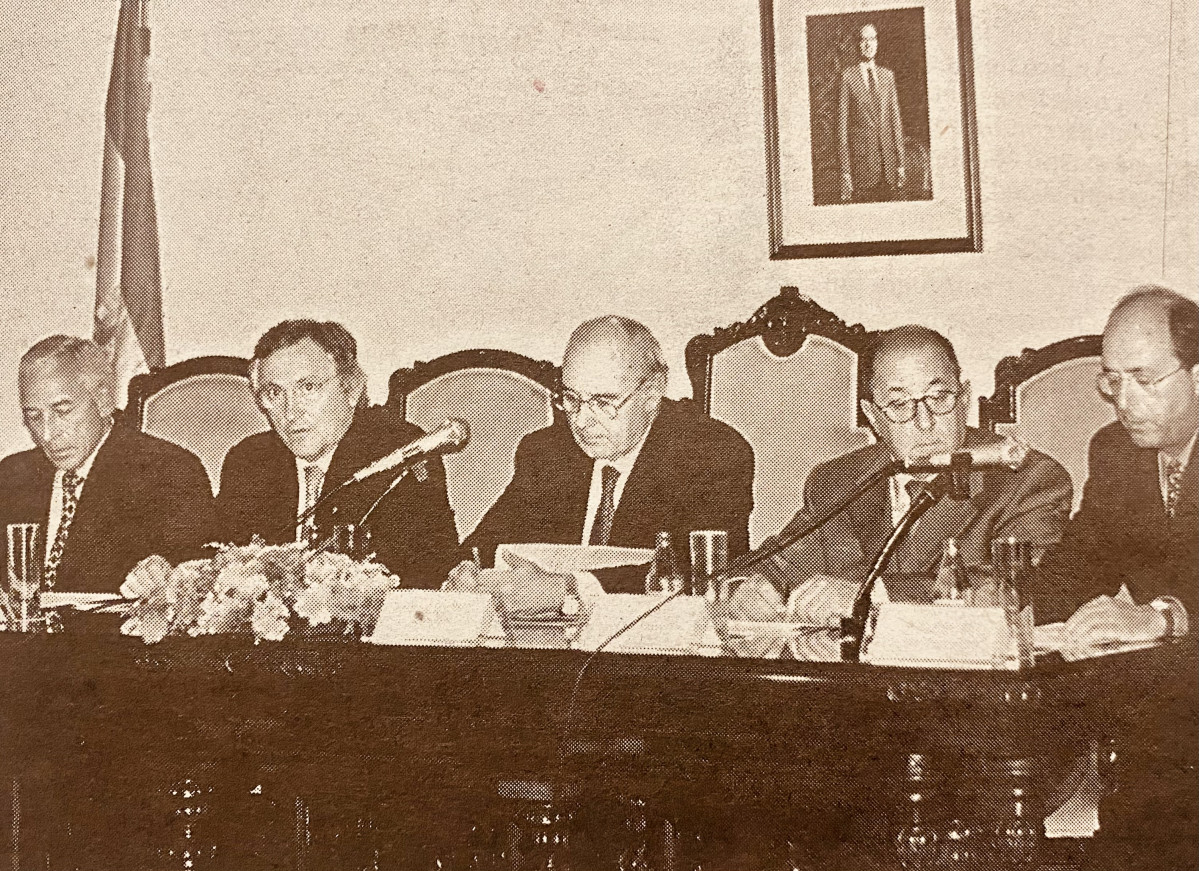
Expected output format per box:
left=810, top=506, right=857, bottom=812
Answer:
left=560, top=342, right=662, bottom=462
left=859, top=25, right=878, bottom=62
left=1101, top=308, right=1199, bottom=454
left=20, top=360, right=114, bottom=472
left=861, top=344, right=969, bottom=464
left=254, top=337, right=360, bottom=462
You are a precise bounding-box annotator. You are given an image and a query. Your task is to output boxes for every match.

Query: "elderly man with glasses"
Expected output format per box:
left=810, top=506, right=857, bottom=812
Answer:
left=740, top=325, right=1072, bottom=626
left=450, top=315, right=755, bottom=594
left=216, top=319, right=459, bottom=588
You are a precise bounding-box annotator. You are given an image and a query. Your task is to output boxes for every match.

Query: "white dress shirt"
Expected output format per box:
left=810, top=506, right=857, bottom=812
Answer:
left=579, top=426, right=653, bottom=546
left=859, top=60, right=878, bottom=89
left=45, top=425, right=112, bottom=570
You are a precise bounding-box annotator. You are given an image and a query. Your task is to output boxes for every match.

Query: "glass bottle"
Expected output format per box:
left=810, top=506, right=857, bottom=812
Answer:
left=646, top=532, right=684, bottom=594
left=934, top=538, right=968, bottom=603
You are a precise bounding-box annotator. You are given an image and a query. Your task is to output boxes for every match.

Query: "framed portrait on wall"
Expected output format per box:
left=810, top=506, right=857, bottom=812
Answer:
left=761, top=0, right=981, bottom=258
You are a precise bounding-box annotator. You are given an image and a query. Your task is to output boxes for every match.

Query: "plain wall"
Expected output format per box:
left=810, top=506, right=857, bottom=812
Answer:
left=1, top=0, right=1195, bottom=457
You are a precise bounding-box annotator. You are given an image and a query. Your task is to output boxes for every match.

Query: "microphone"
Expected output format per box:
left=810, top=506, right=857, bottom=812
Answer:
left=904, top=437, right=1028, bottom=472
left=349, top=418, right=470, bottom=483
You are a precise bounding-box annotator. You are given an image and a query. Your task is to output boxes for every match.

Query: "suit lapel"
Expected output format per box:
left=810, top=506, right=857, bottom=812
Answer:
left=609, top=404, right=670, bottom=545
left=844, top=444, right=894, bottom=570
left=58, top=426, right=126, bottom=582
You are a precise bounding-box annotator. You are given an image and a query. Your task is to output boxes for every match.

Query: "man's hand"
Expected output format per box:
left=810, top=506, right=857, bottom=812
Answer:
left=896, top=165, right=906, bottom=188
left=1062, top=594, right=1167, bottom=653
left=443, top=559, right=482, bottom=592
left=786, top=574, right=858, bottom=627
left=840, top=173, right=853, bottom=202
left=491, top=553, right=573, bottom=616
left=728, top=577, right=785, bottom=622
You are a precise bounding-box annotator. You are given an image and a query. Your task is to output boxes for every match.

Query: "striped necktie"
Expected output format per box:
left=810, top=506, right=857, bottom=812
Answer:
left=589, top=465, right=620, bottom=546
left=1164, top=457, right=1184, bottom=517
left=44, top=471, right=82, bottom=589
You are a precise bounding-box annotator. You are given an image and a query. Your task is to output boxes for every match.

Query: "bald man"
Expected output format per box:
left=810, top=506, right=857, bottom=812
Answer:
left=1037, top=286, right=1198, bottom=646
left=454, top=316, right=755, bottom=593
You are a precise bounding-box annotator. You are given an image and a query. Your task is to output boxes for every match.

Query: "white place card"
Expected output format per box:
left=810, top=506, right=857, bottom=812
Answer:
left=863, top=602, right=1012, bottom=670
left=365, top=590, right=497, bottom=647
left=572, top=594, right=712, bottom=655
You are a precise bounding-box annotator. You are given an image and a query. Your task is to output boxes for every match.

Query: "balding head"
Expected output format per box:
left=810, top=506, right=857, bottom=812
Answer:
left=559, top=316, right=667, bottom=460
left=1101, top=286, right=1199, bottom=456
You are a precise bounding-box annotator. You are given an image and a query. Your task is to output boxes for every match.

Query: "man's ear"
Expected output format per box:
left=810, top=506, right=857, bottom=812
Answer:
left=860, top=399, right=881, bottom=434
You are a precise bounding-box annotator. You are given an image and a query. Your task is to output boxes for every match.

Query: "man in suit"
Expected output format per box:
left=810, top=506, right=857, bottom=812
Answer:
left=449, top=315, right=755, bottom=595
left=216, top=320, right=459, bottom=588
left=739, top=325, right=1071, bottom=623
left=0, top=336, right=214, bottom=594
left=838, top=23, right=906, bottom=203
left=1036, top=288, right=1197, bottom=871
left=1037, top=286, right=1197, bottom=643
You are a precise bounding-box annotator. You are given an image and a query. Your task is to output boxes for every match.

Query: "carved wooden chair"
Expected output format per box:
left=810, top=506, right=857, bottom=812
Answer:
left=388, top=349, right=561, bottom=540
left=686, top=287, right=875, bottom=546
left=126, top=356, right=270, bottom=495
left=979, top=336, right=1111, bottom=512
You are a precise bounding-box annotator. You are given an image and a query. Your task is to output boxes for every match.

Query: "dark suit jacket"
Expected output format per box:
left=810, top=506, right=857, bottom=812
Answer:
left=1035, top=422, right=1198, bottom=623
left=217, top=405, right=459, bottom=589
left=0, top=425, right=215, bottom=594
left=838, top=63, right=904, bottom=191
left=758, top=428, right=1073, bottom=598
left=463, top=399, right=755, bottom=593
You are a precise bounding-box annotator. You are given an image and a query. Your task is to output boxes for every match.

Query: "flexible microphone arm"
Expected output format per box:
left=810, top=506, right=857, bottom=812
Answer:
left=727, top=460, right=904, bottom=577
left=840, top=470, right=956, bottom=662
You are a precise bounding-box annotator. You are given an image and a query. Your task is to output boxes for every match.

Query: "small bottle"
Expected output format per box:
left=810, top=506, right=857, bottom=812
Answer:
left=934, top=538, right=967, bottom=603
left=646, top=532, right=684, bottom=595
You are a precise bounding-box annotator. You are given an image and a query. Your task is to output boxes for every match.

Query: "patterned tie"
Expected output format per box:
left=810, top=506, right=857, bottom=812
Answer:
left=299, top=464, right=324, bottom=543
left=589, top=465, right=621, bottom=546
left=1164, top=457, right=1184, bottom=517
left=44, top=471, right=81, bottom=589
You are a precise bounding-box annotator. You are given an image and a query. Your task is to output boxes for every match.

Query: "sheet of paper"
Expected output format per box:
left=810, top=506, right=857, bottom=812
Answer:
left=572, top=593, right=710, bottom=654
left=365, top=590, right=496, bottom=647
left=496, top=543, right=652, bottom=573
left=40, top=591, right=124, bottom=610
left=864, top=602, right=1010, bottom=670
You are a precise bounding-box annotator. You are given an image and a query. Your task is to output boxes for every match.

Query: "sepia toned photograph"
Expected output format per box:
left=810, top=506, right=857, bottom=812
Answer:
left=0, top=0, right=1195, bottom=868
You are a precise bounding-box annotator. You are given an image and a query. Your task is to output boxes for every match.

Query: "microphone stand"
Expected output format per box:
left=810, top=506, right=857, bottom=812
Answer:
left=840, top=458, right=973, bottom=662
left=727, top=460, right=904, bottom=576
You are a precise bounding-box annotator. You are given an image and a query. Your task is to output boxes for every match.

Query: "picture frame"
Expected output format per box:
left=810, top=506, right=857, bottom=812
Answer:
left=761, top=0, right=982, bottom=258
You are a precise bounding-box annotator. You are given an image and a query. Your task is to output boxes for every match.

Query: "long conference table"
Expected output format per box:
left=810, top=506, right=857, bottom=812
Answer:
left=0, top=616, right=1194, bottom=871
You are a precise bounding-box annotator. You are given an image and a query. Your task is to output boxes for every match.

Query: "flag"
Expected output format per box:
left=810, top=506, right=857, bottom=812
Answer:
left=94, top=0, right=165, bottom=408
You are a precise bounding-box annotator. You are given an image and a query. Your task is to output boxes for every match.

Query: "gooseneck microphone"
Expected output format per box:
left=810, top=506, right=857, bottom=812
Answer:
left=903, top=437, right=1029, bottom=472
left=349, top=419, right=470, bottom=483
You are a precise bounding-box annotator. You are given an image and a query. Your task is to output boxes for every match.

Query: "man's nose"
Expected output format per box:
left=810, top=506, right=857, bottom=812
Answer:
left=912, top=399, right=936, bottom=431
left=40, top=416, right=62, bottom=444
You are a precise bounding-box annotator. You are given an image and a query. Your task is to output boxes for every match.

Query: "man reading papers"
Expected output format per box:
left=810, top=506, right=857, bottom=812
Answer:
left=738, top=326, right=1072, bottom=622
left=216, top=320, right=459, bottom=587
left=449, top=316, right=754, bottom=594
left=0, top=336, right=214, bottom=593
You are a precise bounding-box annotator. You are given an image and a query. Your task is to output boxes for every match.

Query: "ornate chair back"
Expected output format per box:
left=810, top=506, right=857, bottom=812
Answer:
left=126, top=356, right=270, bottom=495
left=388, top=350, right=560, bottom=540
left=686, top=288, right=875, bottom=546
left=979, top=336, right=1112, bottom=512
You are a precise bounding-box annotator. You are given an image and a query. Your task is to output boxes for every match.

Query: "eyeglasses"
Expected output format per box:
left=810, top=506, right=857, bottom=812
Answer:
left=554, top=373, right=656, bottom=421
left=871, top=387, right=963, bottom=424
left=1096, top=366, right=1186, bottom=402
left=256, top=376, right=338, bottom=409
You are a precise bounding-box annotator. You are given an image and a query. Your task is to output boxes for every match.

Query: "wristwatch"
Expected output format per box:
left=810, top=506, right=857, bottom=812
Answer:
left=1149, top=596, right=1190, bottom=638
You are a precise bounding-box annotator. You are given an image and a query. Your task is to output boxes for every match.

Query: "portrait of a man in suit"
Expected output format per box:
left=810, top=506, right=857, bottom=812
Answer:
left=806, top=11, right=934, bottom=207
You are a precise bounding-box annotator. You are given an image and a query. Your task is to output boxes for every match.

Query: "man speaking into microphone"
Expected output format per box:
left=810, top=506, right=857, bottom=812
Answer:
left=738, top=326, right=1072, bottom=623
left=216, top=320, right=459, bottom=587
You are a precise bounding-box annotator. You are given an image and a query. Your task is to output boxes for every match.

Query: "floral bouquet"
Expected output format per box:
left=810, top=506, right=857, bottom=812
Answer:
left=119, top=540, right=400, bottom=644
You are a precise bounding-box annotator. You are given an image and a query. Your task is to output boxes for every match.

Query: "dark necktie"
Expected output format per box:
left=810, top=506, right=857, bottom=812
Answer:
left=868, top=66, right=878, bottom=98
left=589, top=465, right=620, bottom=546
left=1164, top=457, right=1184, bottom=517
left=44, top=471, right=82, bottom=589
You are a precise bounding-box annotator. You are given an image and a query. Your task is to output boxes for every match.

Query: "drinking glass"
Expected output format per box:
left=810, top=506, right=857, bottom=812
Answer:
left=6, top=523, right=43, bottom=632
left=689, top=530, right=729, bottom=602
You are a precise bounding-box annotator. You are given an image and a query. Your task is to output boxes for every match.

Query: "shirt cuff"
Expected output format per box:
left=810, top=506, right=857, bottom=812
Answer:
left=570, top=571, right=606, bottom=608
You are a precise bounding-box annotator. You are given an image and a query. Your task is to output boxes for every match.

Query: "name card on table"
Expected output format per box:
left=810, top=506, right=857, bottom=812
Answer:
left=365, top=590, right=497, bottom=647
left=863, top=602, right=1014, bottom=670
left=572, top=594, right=712, bottom=655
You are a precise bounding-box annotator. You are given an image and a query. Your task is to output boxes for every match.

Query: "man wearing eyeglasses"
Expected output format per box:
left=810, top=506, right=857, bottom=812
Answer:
left=452, top=316, right=754, bottom=594
left=741, top=325, right=1071, bottom=625
left=1036, top=287, right=1197, bottom=650
left=216, top=320, right=459, bottom=587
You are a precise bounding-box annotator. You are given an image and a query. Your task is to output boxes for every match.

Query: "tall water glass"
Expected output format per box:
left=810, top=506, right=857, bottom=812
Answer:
left=689, top=530, right=729, bottom=602
left=6, top=523, right=43, bottom=632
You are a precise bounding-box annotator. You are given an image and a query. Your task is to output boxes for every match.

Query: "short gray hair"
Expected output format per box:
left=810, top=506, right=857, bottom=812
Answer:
left=20, top=335, right=116, bottom=396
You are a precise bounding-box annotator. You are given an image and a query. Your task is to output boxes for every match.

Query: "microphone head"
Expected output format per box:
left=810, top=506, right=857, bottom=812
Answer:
left=440, top=418, right=470, bottom=451
left=992, top=436, right=1029, bottom=471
